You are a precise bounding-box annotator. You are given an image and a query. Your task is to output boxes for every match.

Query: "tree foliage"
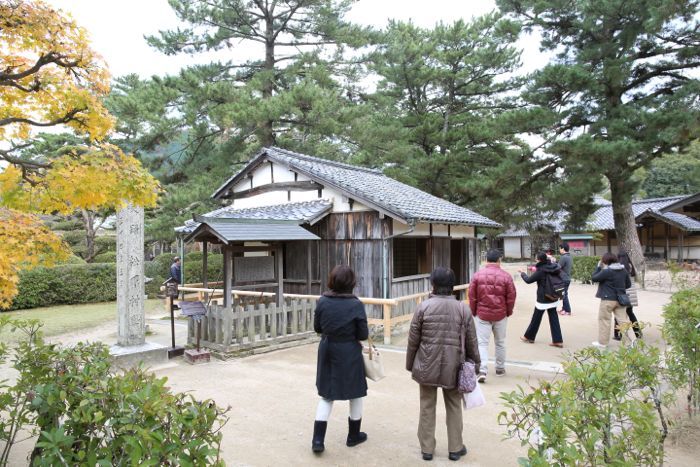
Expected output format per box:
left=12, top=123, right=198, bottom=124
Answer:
left=498, top=0, right=700, bottom=271
left=0, top=0, right=113, bottom=142
left=351, top=15, right=539, bottom=224
left=0, top=1, right=160, bottom=308
left=641, top=141, right=700, bottom=198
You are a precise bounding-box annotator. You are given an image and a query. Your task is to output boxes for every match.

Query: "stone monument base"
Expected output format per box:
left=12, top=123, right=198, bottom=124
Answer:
left=110, top=341, right=168, bottom=369
left=185, top=348, right=211, bottom=365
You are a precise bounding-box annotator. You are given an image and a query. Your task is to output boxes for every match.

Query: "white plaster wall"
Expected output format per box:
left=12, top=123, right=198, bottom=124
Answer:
left=232, top=191, right=289, bottom=209
left=503, top=238, right=522, bottom=258
left=450, top=225, right=475, bottom=238
left=273, top=164, right=295, bottom=182
left=289, top=190, right=321, bottom=203
left=392, top=221, right=476, bottom=238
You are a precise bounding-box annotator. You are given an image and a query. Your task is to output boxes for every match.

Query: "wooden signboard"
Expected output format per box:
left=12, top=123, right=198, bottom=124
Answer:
left=234, top=256, right=276, bottom=282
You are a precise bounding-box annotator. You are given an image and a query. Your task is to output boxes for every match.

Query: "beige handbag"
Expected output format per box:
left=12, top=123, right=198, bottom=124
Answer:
left=626, top=283, right=639, bottom=307
left=362, top=336, right=385, bottom=382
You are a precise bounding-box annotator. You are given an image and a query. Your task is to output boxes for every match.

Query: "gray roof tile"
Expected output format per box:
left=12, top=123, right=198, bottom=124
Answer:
left=588, top=195, right=689, bottom=230
left=258, top=147, right=500, bottom=227
left=176, top=199, right=332, bottom=234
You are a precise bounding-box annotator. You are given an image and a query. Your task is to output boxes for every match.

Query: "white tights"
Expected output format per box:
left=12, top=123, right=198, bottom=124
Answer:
left=315, top=397, right=363, bottom=421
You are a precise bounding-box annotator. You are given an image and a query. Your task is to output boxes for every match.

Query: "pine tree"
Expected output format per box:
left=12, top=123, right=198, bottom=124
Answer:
left=498, top=0, right=700, bottom=272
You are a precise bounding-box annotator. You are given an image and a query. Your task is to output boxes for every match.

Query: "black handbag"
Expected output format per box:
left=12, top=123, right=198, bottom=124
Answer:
left=617, top=292, right=631, bottom=307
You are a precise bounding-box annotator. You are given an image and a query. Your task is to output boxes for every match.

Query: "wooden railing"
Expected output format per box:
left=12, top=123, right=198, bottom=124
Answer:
left=168, top=283, right=469, bottom=347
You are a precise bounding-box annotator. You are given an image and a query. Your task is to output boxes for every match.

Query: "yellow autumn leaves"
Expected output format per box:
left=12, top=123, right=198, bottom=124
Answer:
left=0, top=0, right=160, bottom=308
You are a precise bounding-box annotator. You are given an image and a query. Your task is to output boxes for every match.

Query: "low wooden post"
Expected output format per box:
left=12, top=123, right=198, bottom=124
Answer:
left=383, top=303, right=392, bottom=345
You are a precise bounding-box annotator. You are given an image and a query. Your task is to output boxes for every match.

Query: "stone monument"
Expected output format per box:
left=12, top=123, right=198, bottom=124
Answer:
left=110, top=203, right=167, bottom=367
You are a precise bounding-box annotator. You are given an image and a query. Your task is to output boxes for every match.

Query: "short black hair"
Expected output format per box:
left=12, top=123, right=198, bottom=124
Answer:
left=601, top=252, right=618, bottom=265
left=327, top=265, right=356, bottom=294
left=486, top=249, right=502, bottom=263
left=536, top=251, right=548, bottom=262
left=559, top=243, right=570, bottom=252
left=430, top=267, right=456, bottom=296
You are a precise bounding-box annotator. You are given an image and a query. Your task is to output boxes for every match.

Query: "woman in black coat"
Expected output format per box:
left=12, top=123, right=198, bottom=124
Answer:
left=614, top=249, right=642, bottom=340
left=518, top=251, right=564, bottom=347
left=311, top=265, right=369, bottom=454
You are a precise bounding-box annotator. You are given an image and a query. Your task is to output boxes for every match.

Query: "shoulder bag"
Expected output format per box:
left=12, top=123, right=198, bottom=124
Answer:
left=457, top=307, right=477, bottom=394
left=362, top=336, right=385, bottom=382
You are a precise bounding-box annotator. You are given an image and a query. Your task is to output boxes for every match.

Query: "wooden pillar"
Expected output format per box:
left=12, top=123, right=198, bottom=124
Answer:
left=202, top=240, right=208, bottom=301
left=276, top=244, right=284, bottom=307
left=223, top=245, right=232, bottom=308
left=607, top=231, right=611, bottom=252
left=306, top=241, right=312, bottom=295
left=665, top=224, right=670, bottom=260
left=679, top=232, right=685, bottom=262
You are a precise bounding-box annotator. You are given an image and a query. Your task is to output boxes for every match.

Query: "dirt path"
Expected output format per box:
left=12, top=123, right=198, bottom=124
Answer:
left=5, top=274, right=699, bottom=466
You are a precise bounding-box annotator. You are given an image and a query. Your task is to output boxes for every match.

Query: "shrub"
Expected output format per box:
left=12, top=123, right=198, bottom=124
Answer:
left=93, top=251, right=117, bottom=263
left=56, top=254, right=87, bottom=265
left=662, top=287, right=700, bottom=416
left=10, top=264, right=117, bottom=310
left=499, top=341, right=672, bottom=466
left=571, top=255, right=600, bottom=284
left=184, top=254, right=224, bottom=284
left=0, top=318, right=228, bottom=466
left=153, top=253, right=177, bottom=278
left=94, top=235, right=116, bottom=252
left=49, top=218, right=83, bottom=231
left=185, top=251, right=205, bottom=262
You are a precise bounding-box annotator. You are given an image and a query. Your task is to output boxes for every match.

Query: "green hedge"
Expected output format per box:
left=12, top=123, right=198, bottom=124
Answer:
left=93, top=251, right=117, bottom=263
left=571, top=255, right=601, bottom=284
left=10, top=263, right=117, bottom=310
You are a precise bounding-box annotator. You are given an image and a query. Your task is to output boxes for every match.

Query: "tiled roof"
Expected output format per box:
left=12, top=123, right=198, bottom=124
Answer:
left=176, top=199, right=332, bottom=234
left=500, top=195, right=700, bottom=237
left=588, top=195, right=689, bottom=230
left=185, top=218, right=321, bottom=242
left=212, top=147, right=500, bottom=228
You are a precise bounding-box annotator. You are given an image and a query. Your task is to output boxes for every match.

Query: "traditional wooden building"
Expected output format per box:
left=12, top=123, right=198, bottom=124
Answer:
left=176, top=147, right=500, bottom=306
left=497, top=194, right=700, bottom=261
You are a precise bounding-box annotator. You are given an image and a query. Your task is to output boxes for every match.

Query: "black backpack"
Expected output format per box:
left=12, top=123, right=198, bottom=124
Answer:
left=543, top=270, right=569, bottom=301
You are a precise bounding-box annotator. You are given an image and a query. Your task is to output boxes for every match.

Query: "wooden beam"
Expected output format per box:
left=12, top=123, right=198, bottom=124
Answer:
left=276, top=245, right=284, bottom=307
left=203, top=241, right=208, bottom=301
left=223, top=246, right=232, bottom=308
left=306, top=240, right=312, bottom=295
left=225, top=181, right=323, bottom=199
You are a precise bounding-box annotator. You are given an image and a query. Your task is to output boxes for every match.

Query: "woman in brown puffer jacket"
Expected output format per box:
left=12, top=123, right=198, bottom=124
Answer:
left=406, top=267, right=481, bottom=462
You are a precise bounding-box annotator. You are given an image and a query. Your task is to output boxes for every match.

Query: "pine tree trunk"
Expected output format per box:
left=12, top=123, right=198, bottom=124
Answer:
left=261, top=14, right=275, bottom=147
left=609, top=180, right=645, bottom=285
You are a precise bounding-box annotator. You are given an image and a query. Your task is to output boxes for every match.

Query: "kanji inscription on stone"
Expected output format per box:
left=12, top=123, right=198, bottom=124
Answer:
left=117, top=204, right=145, bottom=346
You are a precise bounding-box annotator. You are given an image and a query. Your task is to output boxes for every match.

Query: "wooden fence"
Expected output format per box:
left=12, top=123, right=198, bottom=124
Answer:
left=171, top=283, right=469, bottom=354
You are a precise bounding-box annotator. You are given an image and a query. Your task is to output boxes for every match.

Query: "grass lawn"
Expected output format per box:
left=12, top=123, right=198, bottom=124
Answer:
left=0, top=299, right=163, bottom=342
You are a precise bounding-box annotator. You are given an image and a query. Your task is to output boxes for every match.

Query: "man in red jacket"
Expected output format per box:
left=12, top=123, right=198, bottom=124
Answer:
left=468, top=249, right=517, bottom=382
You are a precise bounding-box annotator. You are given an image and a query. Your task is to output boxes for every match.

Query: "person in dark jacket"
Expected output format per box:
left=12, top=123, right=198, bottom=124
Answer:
left=591, top=252, right=633, bottom=348
left=468, top=249, right=516, bottom=382
left=518, top=251, right=564, bottom=347
left=614, top=249, right=642, bottom=340
left=311, top=265, right=369, bottom=454
left=170, top=257, right=182, bottom=284
left=406, top=267, right=480, bottom=462
left=558, top=243, right=573, bottom=316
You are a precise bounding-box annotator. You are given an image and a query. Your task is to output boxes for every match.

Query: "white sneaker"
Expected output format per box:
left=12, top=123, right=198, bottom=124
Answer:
left=477, top=373, right=486, bottom=383
left=591, top=341, right=607, bottom=349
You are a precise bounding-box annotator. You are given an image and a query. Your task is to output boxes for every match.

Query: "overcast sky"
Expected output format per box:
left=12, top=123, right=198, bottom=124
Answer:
left=45, top=0, right=547, bottom=79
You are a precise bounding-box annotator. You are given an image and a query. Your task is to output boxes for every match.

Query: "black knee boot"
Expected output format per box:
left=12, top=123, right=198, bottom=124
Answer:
left=312, top=420, right=327, bottom=453
left=346, top=417, right=367, bottom=447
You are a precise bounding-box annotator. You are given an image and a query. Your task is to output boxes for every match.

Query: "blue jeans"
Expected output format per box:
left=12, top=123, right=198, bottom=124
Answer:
left=562, top=284, right=571, bottom=313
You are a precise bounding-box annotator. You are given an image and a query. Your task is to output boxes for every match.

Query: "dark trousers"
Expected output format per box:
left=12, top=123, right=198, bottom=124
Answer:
left=562, top=284, right=571, bottom=313
left=614, top=307, right=642, bottom=339
left=524, top=306, right=563, bottom=343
